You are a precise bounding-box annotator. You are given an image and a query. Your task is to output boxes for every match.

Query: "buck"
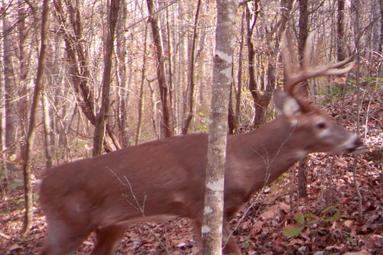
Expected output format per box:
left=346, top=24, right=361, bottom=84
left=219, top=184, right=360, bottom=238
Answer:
left=39, top=33, right=363, bottom=255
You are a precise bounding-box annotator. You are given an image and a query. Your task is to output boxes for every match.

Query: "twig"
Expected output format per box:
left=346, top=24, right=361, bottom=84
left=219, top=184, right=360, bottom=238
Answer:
left=107, top=167, right=169, bottom=254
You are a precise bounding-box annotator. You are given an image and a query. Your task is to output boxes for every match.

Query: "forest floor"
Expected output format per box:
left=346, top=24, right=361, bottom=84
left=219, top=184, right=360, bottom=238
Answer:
left=0, top=90, right=382, bottom=255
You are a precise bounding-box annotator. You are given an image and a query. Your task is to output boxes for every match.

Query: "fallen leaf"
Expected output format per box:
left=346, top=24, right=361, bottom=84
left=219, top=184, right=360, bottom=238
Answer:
left=343, top=250, right=371, bottom=255
left=250, top=221, right=263, bottom=236
left=259, top=204, right=280, bottom=220
left=344, top=220, right=353, bottom=228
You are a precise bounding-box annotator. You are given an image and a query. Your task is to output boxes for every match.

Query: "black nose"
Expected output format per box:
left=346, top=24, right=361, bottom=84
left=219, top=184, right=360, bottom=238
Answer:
left=347, top=137, right=364, bottom=153
left=354, top=137, right=363, bottom=148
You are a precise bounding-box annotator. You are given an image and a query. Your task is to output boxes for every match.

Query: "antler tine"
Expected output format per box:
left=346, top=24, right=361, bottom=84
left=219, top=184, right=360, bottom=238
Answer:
left=282, top=31, right=355, bottom=94
left=285, top=57, right=355, bottom=89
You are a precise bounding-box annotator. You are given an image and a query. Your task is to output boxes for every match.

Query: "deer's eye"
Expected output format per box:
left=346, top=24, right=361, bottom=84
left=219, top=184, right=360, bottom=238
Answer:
left=316, top=122, right=327, bottom=129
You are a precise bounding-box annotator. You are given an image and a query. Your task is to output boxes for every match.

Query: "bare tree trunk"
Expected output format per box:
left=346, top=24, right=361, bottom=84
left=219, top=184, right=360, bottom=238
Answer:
left=182, top=0, right=202, bottom=135
left=337, top=0, right=345, bottom=61
left=41, top=89, right=53, bottom=168
left=116, top=0, right=129, bottom=148
left=351, top=0, right=364, bottom=221
left=21, top=0, right=50, bottom=234
left=235, top=11, right=245, bottom=130
left=337, top=0, right=346, bottom=94
left=228, top=78, right=235, bottom=134
left=93, top=0, right=120, bottom=156
left=297, top=0, right=309, bottom=98
left=165, top=7, right=174, bottom=133
left=2, top=0, right=18, bottom=175
left=0, top=56, right=6, bottom=195
left=135, top=25, right=148, bottom=145
left=17, top=0, right=29, bottom=138
left=244, top=0, right=293, bottom=128
left=297, top=0, right=309, bottom=198
left=148, top=81, right=160, bottom=139
left=53, top=0, right=120, bottom=152
left=245, top=1, right=260, bottom=127
left=202, top=0, right=236, bottom=254
left=146, top=0, right=173, bottom=138
left=379, top=0, right=383, bottom=53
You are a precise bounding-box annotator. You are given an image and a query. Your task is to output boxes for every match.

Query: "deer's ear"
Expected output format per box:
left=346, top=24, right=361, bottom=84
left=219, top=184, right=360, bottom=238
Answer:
left=273, top=90, right=302, bottom=117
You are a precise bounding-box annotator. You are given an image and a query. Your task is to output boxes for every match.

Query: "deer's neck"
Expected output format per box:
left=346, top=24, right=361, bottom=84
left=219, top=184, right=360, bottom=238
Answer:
left=227, top=117, right=307, bottom=196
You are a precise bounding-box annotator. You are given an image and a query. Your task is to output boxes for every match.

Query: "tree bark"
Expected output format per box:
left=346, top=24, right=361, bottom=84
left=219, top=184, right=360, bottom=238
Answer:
left=182, top=0, right=202, bottom=135
left=21, top=0, right=50, bottom=234
left=0, top=51, right=6, bottom=195
left=146, top=0, right=173, bottom=138
left=116, top=0, right=130, bottom=148
left=235, top=11, right=245, bottom=130
left=135, top=25, right=148, bottom=145
left=93, top=0, right=120, bottom=156
left=297, top=0, right=309, bottom=98
left=337, top=0, right=345, bottom=61
left=245, top=1, right=260, bottom=127
left=337, top=0, right=346, bottom=94
left=228, top=79, right=235, bottom=134
left=53, top=0, right=120, bottom=152
left=41, top=89, right=53, bottom=168
left=17, top=0, right=29, bottom=138
left=202, top=0, right=236, bottom=254
left=244, top=0, right=293, bottom=128
left=379, top=0, right=383, bottom=53
left=297, top=0, right=309, bottom=198
left=2, top=0, right=18, bottom=175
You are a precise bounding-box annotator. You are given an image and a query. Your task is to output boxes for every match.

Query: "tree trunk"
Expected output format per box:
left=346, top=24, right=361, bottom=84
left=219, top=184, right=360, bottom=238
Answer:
left=337, top=0, right=345, bottom=61
left=0, top=55, right=6, bottom=195
left=182, top=0, right=202, bottom=135
left=202, top=0, right=236, bottom=254
left=17, top=0, right=29, bottom=138
left=165, top=7, right=174, bottom=133
left=93, top=0, right=120, bottom=156
left=53, top=0, right=120, bottom=152
left=135, top=25, right=148, bottom=145
left=379, top=0, right=383, bottom=53
left=148, top=81, right=160, bottom=139
left=2, top=0, right=18, bottom=175
left=21, top=0, right=50, bottom=234
left=245, top=1, right=260, bottom=127
left=41, top=89, right=53, bottom=168
left=297, top=0, right=309, bottom=98
left=235, top=11, right=245, bottom=130
left=116, top=0, right=129, bottom=148
left=228, top=79, right=235, bottom=134
left=146, top=0, right=173, bottom=138
left=297, top=0, right=309, bottom=198
left=337, top=0, right=346, bottom=94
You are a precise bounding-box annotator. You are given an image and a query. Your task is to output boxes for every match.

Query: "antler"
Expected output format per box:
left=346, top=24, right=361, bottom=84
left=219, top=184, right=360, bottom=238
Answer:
left=281, top=32, right=354, bottom=97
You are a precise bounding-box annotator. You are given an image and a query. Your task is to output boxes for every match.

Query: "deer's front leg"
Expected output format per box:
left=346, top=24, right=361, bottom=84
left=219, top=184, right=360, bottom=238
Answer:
left=223, top=219, right=242, bottom=255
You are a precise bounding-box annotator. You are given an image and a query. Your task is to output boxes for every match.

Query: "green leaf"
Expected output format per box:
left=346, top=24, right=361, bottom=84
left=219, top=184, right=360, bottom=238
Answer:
left=282, top=225, right=304, bottom=238
left=321, top=206, right=341, bottom=223
left=294, top=213, right=305, bottom=226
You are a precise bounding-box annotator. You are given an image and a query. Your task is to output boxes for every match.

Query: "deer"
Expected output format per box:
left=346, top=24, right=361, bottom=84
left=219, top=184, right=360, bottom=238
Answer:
left=39, top=32, right=364, bottom=255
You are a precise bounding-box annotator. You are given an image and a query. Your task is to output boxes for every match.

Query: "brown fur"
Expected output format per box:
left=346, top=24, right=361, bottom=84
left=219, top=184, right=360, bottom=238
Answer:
left=40, top=102, right=362, bottom=254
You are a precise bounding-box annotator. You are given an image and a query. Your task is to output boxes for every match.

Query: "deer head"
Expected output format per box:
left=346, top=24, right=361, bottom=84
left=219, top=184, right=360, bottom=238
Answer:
left=272, top=32, right=362, bottom=155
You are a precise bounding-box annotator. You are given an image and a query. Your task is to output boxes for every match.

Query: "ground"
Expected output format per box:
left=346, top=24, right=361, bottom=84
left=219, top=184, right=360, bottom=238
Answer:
left=1, top=91, right=382, bottom=255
